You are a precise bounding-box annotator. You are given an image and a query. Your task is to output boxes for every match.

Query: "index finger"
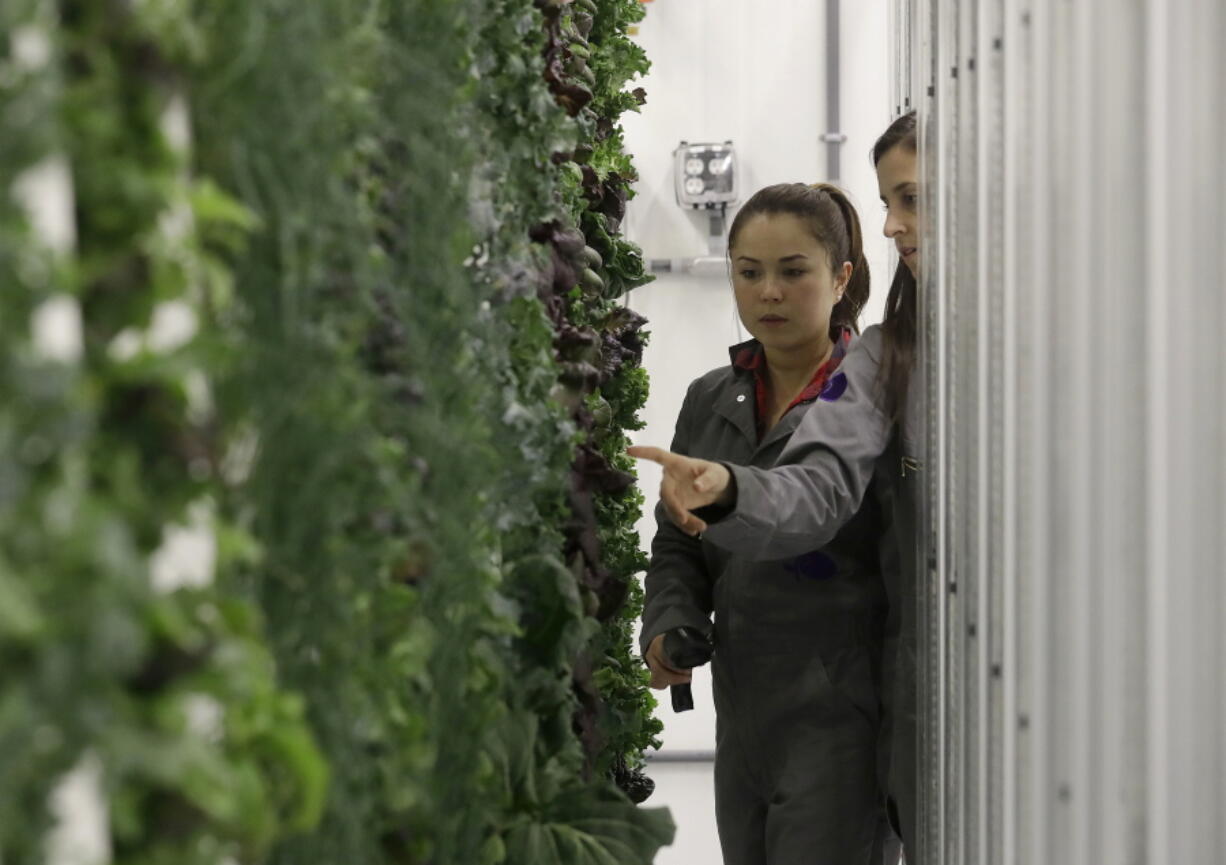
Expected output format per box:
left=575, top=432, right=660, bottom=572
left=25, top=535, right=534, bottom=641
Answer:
left=627, top=445, right=671, bottom=465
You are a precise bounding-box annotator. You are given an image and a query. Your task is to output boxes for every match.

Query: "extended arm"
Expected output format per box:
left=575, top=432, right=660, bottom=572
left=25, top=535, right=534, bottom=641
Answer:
left=631, top=328, right=893, bottom=562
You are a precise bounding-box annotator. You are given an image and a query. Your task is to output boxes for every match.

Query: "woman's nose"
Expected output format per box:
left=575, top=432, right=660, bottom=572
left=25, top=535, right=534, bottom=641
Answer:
left=883, top=210, right=904, bottom=239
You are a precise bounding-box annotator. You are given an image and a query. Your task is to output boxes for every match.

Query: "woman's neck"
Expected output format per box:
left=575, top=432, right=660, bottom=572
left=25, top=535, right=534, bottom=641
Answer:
left=761, top=334, right=834, bottom=408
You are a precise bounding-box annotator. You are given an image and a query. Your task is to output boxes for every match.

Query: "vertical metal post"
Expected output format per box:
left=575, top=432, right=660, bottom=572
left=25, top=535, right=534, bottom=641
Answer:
left=821, top=0, right=845, bottom=181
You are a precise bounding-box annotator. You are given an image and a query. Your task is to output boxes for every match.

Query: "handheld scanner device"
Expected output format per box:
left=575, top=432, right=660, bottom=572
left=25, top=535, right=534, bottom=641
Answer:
left=662, top=626, right=714, bottom=713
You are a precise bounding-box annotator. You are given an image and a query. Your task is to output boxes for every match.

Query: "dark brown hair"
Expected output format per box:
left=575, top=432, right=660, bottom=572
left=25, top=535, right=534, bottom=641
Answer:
left=872, top=111, right=918, bottom=420
left=727, top=182, right=869, bottom=340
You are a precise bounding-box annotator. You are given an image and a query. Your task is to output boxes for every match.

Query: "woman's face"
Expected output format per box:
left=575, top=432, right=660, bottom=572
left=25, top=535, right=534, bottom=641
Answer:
left=730, top=212, right=850, bottom=355
left=877, top=145, right=920, bottom=275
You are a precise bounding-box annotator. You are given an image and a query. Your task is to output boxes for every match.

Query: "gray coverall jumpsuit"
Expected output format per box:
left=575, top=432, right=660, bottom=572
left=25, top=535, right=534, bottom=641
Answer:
left=640, top=336, right=889, bottom=865
left=700, top=325, right=922, bottom=862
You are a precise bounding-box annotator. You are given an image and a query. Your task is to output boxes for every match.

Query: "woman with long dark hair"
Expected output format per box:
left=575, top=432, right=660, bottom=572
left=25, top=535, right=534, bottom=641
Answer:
left=632, top=111, right=923, bottom=859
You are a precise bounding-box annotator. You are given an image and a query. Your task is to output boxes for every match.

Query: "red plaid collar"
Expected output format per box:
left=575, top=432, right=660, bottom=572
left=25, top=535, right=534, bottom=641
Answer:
left=731, top=328, right=852, bottom=439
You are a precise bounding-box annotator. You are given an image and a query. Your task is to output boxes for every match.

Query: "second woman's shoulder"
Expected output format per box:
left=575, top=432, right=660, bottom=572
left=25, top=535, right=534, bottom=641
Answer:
left=851, top=323, right=885, bottom=356
left=840, top=324, right=887, bottom=375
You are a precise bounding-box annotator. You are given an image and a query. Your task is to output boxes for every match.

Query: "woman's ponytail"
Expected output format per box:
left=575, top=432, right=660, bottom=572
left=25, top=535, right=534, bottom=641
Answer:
left=810, top=182, right=869, bottom=337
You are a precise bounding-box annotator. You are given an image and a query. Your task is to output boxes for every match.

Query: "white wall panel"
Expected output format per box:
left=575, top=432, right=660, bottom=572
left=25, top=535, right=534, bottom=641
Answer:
left=623, top=0, right=896, bottom=759
left=620, top=6, right=897, bottom=862
left=621, top=0, right=896, bottom=325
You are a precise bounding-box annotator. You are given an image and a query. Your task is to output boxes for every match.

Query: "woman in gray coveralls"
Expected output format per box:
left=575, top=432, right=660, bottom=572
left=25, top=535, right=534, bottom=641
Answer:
left=639, top=181, right=888, bottom=865
left=635, top=113, right=922, bottom=864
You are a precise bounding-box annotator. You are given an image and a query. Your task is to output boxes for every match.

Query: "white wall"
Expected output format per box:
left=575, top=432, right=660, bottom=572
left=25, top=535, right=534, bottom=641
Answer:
left=620, top=3, right=894, bottom=862
left=621, top=0, right=895, bottom=326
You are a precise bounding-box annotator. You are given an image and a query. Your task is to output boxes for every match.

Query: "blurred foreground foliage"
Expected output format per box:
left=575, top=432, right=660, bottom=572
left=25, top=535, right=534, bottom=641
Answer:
left=0, top=0, right=668, bottom=862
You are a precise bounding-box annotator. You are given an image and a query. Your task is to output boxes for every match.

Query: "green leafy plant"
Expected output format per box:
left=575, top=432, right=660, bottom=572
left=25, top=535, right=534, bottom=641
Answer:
left=0, top=3, right=325, bottom=863
left=2, top=0, right=668, bottom=863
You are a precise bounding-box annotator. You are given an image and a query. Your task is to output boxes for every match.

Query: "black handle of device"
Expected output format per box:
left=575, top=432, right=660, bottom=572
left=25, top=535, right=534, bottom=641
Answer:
left=662, top=626, right=714, bottom=714
left=671, top=683, right=695, bottom=712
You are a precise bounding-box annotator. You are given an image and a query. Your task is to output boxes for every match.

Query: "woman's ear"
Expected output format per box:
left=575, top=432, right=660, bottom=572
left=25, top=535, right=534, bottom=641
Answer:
left=836, top=261, right=853, bottom=296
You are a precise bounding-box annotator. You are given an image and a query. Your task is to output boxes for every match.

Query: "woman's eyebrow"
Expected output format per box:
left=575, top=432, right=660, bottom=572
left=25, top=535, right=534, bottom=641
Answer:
left=736, top=254, right=809, bottom=262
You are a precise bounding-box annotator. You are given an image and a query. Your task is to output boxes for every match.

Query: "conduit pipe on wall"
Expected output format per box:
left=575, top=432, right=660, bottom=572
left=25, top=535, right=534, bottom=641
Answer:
left=821, top=0, right=846, bottom=182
